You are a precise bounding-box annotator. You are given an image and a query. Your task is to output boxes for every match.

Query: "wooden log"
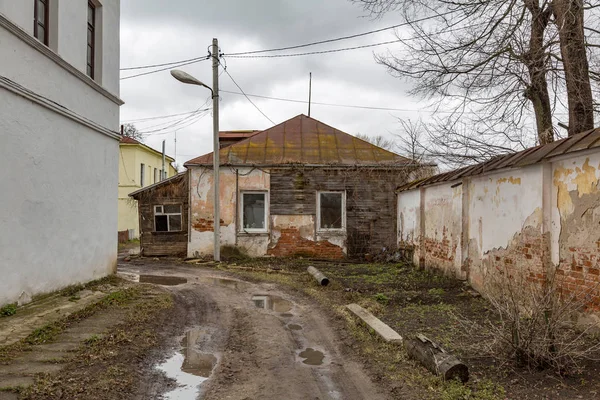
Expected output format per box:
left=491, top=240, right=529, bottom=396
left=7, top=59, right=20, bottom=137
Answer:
left=307, top=266, right=329, bottom=286
left=404, top=334, right=469, bottom=383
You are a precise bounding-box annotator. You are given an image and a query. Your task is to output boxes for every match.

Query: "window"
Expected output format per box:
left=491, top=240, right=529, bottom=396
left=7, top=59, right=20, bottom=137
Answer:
left=154, top=205, right=182, bottom=232
left=317, top=192, right=345, bottom=231
left=34, top=0, right=49, bottom=45
left=86, top=2, right=96, bottom=78
left=241, top=192, right=267, bottom=232
left=154, top=168, right=158, bottom=183
left=140, top=163, right=145, bottom=186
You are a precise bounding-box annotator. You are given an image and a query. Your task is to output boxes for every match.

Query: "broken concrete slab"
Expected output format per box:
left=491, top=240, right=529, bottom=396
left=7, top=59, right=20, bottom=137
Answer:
left=346, top=303, right=403, bottom=343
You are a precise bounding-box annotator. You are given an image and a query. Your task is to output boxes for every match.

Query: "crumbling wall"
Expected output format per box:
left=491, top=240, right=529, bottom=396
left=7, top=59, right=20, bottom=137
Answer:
left=423, top=183, right=463, bottom=277
left=552, top=155, right=600, bottom=309
left=467, top=167, right=545, bottom=291
left=188, top=166, right=270, bottom=257
left=397, top=189, right=420, bottom=265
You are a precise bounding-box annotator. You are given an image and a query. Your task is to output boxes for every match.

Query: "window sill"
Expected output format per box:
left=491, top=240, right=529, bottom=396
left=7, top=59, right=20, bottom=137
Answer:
left=238, top=231, right=270, bottom=237
left=317, top=230, right=346, bottom=236
left=151, top=231, right=183, bottom=235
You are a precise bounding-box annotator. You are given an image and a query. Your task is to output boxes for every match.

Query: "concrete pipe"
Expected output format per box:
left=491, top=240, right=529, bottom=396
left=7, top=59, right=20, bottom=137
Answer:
left=307, top=266, right=330, bottom=286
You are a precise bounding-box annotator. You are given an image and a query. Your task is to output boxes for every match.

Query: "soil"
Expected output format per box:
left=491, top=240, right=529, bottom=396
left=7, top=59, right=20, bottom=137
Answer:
left=4, top=254, right=600, bottom=400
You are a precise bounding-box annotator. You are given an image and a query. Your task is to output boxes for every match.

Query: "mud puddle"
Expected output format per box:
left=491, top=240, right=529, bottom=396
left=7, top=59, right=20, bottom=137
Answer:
left=156, top=327, right=217, bottom=399
left=252, top=294, right=293, bottom=312
left=299, top=348, right=325, bottom=366
left=140, top=275, right=187, bottom=286
left=287, top=324, right=303, bottom=331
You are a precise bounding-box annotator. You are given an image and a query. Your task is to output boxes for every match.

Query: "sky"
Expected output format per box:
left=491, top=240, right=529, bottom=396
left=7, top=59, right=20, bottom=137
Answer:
left=119, top=0, right=431, bottom=168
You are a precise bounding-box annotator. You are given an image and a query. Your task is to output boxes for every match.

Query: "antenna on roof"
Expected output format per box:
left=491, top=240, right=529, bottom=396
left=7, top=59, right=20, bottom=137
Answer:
left=308, top=72, right=312, bottom=117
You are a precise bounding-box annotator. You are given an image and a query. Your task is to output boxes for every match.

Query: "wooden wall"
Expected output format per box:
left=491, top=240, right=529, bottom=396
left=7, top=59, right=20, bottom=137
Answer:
left=133, top=173, right=189, bottom=257
left=270, top=167, right=410, bottom=257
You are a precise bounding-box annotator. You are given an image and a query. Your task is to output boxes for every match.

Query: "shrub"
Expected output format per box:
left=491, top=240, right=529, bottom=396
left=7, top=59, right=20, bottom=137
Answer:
left=0, top=303, right=17, bottom=317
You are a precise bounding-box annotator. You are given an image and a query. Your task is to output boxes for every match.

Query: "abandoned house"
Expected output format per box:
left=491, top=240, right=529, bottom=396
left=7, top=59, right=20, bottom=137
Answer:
left=131, top=114, right=422, bottom=258
left=397, top=127, right=600, bottom=309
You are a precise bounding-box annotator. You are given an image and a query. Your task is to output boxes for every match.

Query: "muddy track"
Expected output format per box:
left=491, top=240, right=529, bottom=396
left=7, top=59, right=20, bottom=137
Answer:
left=121, top=262, right=387, bottom=400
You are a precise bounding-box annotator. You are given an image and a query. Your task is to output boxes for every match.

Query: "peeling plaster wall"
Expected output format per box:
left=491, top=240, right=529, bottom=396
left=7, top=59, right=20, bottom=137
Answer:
left=424, top=183, right=463, bottom=277
left=188, top=167, right=270, bottom=257
left=467, top=166, right=544, bottom=290
left=552, top=154, right=600, bottom=308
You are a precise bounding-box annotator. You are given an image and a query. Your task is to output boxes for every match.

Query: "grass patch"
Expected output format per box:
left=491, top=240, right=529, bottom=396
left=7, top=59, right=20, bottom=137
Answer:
left=0, top=303, right=17, bottom=317
left=374, top=293, right=390, bottom=305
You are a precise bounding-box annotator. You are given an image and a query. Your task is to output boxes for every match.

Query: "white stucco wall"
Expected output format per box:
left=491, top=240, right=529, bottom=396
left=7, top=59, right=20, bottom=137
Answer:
left=0, top=1, right=120, bottom=305
left=0, top=0, right=121, bottom=127
left=468, top=166, right=543, bottom=258
left=397, top=189, right=420, bottom=244
left=0, top=92, right=118, bottom=306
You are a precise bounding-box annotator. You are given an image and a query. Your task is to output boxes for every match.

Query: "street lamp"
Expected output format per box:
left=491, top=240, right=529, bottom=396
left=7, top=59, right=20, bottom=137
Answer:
left=170, top=40, right=220, bottom=262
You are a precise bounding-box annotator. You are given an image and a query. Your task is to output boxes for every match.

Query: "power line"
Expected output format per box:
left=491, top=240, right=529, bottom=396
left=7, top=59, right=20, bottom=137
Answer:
left=120, top=56, right=210, bottom=80
left=222, top=67, right=275, bottom=124
left=121, top=110, right=200, bottom=124
left=225, top=39, right=402, bottom=59
left=220, top=89, right=467, bottom=114
left=223, top=11, right=455, bottom=56
left=120, top=55, right=210, bottom=71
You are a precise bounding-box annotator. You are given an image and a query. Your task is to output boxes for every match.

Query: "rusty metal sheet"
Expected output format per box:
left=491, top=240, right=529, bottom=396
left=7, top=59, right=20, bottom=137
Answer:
left=562, top=129, right=600, bottom=153
left=184, top=114, right=411, bottom=167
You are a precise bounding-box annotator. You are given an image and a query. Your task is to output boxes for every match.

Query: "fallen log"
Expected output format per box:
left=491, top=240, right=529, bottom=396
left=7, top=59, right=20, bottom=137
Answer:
left=404, top=334, right=469, bottom=383
left=307, top=266, right=329, bottom=286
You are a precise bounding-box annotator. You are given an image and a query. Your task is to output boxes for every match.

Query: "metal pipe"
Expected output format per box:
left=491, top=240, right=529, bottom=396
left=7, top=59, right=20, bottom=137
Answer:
left=307, top=266, right=329, bottom=286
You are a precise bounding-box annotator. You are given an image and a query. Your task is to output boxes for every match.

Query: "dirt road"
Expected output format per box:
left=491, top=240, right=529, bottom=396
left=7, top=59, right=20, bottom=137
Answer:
left=119, top=262, right=387, bottom=400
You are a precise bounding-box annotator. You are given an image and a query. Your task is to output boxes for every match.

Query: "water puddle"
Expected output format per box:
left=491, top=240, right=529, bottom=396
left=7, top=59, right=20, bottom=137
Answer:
left=299, top=348, right=325, bottom=366
left=287, top=324, right=303, bottom=331
left=252, top=295, right=293, bottom=312
left=156, top=328, right=216, bottom=399
left=140, top=275, right=187, bottom=286
left=280, top=313, right=294, bottom=318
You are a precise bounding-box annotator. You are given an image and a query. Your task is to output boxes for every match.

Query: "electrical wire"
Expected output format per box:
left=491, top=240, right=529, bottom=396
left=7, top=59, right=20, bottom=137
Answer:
left=119, top=11, right=454, bottom=73
left=120, top=56, right=210, bottom=80
left=120, top=55, right=210, bottom=71
left=221, top=65, right=275, bottom=124
left=121, top=110, right=200, bottom=124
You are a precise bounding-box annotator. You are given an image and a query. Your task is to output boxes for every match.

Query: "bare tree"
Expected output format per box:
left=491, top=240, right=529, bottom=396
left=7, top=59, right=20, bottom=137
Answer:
left=553, top=0, right=595, bottom=135
left=121, top=123, right=144, bottom=142
left=352, top=0, right=599, bottom=164
left=355, top=133, right=395, bottom=150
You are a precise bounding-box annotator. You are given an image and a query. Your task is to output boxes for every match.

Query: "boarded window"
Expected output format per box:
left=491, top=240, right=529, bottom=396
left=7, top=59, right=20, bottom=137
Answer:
left=318, top=192, right=344, bottom=230
left=242, top=192, right=267, bottom=231
left=154, top=204, right=182, bottom=232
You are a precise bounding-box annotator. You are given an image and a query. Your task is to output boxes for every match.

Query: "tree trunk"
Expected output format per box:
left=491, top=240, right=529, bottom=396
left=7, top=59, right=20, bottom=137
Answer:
left=524, top=1, right=554, bottom=144
left=553, top=0, right=595, bottom=136
left=404, top=334, right=469, bottom=382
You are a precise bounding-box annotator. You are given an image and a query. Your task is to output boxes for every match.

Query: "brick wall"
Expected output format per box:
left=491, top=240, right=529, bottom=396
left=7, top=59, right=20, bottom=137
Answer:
left=267, top=227, right=345, bottom=259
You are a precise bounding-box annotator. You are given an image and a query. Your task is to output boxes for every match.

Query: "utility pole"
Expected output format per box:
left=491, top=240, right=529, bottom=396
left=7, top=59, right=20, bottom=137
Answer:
left=308, top=72, right=312, bottom=117
left=212, top=38, right=221, bottom=262
left=161, top=140, right=166, bottom=180
left=174, top=130, right=178, bottom=171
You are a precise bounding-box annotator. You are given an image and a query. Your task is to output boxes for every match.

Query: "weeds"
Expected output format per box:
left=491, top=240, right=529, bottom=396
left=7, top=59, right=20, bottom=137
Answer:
left=0, top=303, right=17, bottom=317
left=374, top=293, right=390, bottom=305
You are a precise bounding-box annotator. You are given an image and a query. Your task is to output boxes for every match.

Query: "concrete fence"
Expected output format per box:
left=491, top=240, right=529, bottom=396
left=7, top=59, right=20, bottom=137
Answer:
left=397, top=147, right=600, bottom=309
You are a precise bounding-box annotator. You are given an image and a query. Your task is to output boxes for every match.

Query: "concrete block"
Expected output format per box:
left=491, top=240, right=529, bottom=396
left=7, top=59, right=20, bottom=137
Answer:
left=346, top=303, right=403, bottom=343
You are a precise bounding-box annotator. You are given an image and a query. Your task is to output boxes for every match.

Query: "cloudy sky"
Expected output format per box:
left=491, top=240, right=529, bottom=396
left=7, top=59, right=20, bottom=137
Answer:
left=119, top=0, right=430, bottom=167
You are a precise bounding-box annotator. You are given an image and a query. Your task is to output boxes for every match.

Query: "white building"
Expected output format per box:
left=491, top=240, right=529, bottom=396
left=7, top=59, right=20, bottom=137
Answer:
left=0, top=1, right=122, bottom=306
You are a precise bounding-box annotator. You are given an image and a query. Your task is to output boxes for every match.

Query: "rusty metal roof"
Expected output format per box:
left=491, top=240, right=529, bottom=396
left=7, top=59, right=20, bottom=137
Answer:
left=397, top=127, right=600, bottom=192
left=219, top=130, right=260, bottom=140
left=185, top=114, right=412, bottom=167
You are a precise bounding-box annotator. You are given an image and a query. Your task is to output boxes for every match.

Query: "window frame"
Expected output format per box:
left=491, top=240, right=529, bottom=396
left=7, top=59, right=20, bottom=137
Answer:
left=153, top=204, right=183, bottom=232
left=34, top=0, right=49, bottom=46
left=86, top=1, right=96, bottom=79
left=316, top=191, right=346, bottom=232
left=140, top=163, right=145, bottom=187
left=239, top=191, right=269, bottom=233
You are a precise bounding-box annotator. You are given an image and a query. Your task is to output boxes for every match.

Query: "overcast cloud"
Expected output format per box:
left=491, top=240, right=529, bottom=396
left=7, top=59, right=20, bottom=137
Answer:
left=120, top=0, right=429, bottom=167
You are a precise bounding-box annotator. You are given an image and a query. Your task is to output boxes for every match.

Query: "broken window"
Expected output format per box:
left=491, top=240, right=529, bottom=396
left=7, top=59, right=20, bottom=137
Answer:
left=241, top=192, right=267, bottom=231
left=318, top=192, right=344, bottom=230
left=154, top=204, right=182, bottom=232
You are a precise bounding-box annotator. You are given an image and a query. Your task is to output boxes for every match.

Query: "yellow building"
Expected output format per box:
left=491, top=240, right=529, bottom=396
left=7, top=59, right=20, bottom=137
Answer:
left=119, top=137, right=177, bottom=239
